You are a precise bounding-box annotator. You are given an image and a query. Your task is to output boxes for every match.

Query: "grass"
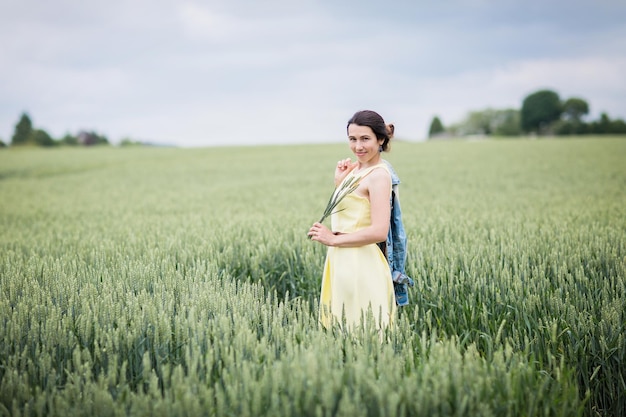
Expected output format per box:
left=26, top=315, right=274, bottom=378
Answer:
left=0, top=136, right=625, bottom=416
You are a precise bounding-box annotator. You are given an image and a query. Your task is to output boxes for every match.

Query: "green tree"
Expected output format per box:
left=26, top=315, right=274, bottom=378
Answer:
left=120, top=137, right=143, bottom=147
left=592, top=113, right=611, bottom=134
left=447, top=108, right=521, bottom=137
left=428, top=116, right=445, bottom=138
left=609, top=118, right=626, bottom=134
left=562, top=97, right=589, bottom=122
left=464, top=110, right=493, bottom=135
left=553, top=119, right=588, bottom=136
left=587, top=113, right=626, bottom=134
left=521, top=89, right=562, bottom=134
left=60, top=133, right=78, bottom=146
left=492, top=109, right=521, bottom=136
left=31, top=129, right=55, bottom=147
left=11, top=112, right=34, bottom=145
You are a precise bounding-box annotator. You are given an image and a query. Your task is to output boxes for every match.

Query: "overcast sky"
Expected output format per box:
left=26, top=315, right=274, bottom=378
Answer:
left=1, top=0, right=625, bottom=147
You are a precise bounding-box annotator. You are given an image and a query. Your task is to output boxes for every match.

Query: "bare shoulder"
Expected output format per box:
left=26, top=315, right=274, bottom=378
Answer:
left=369, top=165, right=391, bottom=181
left=363, top=165, right=391, bottom=190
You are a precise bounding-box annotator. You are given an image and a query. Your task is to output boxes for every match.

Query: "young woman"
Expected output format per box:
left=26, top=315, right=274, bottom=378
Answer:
left=308, top=110, right=396, bottom=330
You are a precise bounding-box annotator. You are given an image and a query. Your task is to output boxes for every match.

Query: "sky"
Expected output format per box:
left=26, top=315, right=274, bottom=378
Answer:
left=1, top=0, right=625, bottom=147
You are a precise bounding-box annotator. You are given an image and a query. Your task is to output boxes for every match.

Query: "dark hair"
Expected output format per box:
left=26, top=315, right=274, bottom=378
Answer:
left=346, top=110, right=394, bottom=152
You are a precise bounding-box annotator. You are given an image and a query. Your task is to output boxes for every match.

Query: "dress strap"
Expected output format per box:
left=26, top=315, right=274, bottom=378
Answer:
left=351, top=163, right=390, bottom=179
left=338, top=163, right=390, bottom=190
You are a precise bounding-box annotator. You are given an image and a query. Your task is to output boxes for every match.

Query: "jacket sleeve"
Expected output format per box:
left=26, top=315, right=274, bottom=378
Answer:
left=390, top=187, right=407, bottom=274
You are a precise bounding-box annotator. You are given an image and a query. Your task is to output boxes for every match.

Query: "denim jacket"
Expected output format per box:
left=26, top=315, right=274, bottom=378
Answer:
left=383, top=160, right=414, bottom=306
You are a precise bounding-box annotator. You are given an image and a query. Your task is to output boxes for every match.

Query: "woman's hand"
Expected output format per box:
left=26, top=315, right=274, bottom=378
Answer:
left=308, top=222, right=336, bottom=246
left=335, top=158, right=358, bottom=186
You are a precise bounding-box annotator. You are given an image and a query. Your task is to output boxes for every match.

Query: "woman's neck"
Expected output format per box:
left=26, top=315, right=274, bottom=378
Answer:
left=356, top=155, right=382, bottom=172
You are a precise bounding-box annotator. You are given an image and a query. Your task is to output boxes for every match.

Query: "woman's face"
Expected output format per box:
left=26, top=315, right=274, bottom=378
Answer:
left=348, top=124, right=383, bottom=164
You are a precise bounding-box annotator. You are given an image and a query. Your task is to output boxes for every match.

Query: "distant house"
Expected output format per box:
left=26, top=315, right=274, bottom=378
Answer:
left=77, top=131, right=97, bottom=146
left=77, top=130, right=108, bottom=146
left=429, top=131, right=455, bottom=140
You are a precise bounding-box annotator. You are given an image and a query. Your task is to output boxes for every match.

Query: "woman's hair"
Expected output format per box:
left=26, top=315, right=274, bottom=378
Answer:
left=347, top=110, right=394, bottom=152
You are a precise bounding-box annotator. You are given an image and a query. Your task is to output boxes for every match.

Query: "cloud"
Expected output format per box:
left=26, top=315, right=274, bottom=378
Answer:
left=1, top=0, right=625, bottom=146
left=176, top=2, right=336, bottom=45
left=178, top=4, right=250, bottom=42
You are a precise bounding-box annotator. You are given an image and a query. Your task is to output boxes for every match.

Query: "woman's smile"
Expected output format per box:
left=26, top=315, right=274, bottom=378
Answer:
left=348, top=124, right=383, bottom=166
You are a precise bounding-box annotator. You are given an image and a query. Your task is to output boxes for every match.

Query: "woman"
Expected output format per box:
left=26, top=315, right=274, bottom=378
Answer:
left=308, top=110, right=396, bottom=330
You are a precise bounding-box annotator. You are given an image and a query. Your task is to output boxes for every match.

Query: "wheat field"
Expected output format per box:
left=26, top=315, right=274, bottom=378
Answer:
left=1, top=137, right=624, bottom=416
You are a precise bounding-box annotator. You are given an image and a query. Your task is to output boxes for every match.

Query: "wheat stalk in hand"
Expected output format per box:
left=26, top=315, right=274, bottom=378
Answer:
left=318, top=174, right=361, bottom=223
left=308, top=175, right=362, bottom=239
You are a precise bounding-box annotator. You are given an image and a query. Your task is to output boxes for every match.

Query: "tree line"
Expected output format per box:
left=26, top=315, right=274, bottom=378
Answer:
left=428, top=89, right=626, bottom=138
left=0, top=112, right=144, bottom=148
left=3, top=90, right=625, bottom=148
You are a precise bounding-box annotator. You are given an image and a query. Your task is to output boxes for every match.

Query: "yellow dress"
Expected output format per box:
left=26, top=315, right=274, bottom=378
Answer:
left=319, top=163, right=396, bottom=330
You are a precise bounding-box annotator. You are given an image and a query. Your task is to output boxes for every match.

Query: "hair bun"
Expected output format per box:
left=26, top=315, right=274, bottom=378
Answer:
left=386, top=123, right=395, bottom=139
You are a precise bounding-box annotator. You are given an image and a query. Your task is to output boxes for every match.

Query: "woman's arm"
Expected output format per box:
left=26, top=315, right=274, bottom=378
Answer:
left=309, top=168, right=391, bottom=247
